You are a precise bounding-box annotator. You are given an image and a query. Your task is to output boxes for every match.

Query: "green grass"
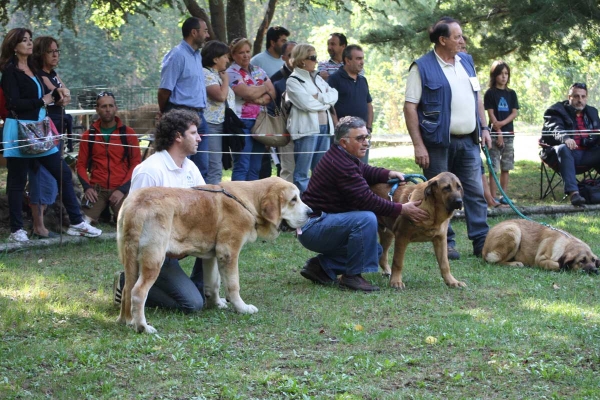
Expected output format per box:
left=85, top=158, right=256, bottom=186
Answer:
left=1, top=158, right=599, bottom=399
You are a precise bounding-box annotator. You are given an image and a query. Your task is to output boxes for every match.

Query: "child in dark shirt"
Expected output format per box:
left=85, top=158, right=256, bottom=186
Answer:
left=484, top=60, right=519, bottom=204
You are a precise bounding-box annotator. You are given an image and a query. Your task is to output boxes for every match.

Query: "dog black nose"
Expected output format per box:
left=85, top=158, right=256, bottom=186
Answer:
left=306, top=206, right=313, bottom=215
left=452, top=199, right=463, bottom=210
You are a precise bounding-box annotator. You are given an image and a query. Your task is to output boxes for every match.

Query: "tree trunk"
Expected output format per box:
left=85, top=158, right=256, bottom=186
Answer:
left=208, top=0, right=226, bottom=42
left=182, top=0, right=217, bottom=40
left=226, top=0, right=247, bottom=43
left=252, top=0, right=278, bottom=56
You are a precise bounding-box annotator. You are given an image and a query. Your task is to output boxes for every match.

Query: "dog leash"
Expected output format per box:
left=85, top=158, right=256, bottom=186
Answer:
left=387, top=174, right=427, bottom=201
left=482, top=145, right=574, bottom=239
left=191, top=187, right=255, bottom=217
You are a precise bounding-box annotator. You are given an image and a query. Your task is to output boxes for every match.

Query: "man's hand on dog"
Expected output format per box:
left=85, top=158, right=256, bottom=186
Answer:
left=388, top=170, right=406, bottom=183
left=400, top=200, right=429, bottom=223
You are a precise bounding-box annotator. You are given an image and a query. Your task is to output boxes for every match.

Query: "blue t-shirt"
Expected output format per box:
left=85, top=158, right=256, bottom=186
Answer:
left=159, top=40, right=207, bottom=109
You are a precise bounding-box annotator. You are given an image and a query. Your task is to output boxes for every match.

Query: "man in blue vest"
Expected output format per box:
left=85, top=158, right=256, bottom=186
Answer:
left=403, top=17, right=492, bottom=260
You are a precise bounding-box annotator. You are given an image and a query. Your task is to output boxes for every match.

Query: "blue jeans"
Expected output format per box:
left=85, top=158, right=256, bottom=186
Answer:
left=425, top=136, right=488, bottom=252
left=6, top=152, right=83, bottom=232
left=297, top=211, right=382, bottom=279
left=145, top=257, right=204, bottom=313
left=555, top=144, right=600, bottom=193
left=205, top=122, right=223, bottom=184
left=293, top=125, right=330, bottom=193
left=232, top=119, right=265, bottom=181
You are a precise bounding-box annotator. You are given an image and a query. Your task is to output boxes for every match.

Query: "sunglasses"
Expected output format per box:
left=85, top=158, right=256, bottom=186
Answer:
left=96, top=91, right=115, bottom=100
left=345, top=134, right=371, bottom=143
left=46, top=49, right=61, bottom=55
left=570, top=82, right=587, bottom=90
left=306, top=55, right=318, bottom=62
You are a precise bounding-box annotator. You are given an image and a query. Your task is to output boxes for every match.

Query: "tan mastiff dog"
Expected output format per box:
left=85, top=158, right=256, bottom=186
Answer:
left=371, top=172, right=466, bottom=289
left=117, top=177, right=312, bottom=333
left=483, top=219, right=599, bottom=273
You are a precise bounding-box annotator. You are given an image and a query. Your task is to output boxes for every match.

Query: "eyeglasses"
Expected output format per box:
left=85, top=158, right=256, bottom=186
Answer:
left=46, top=49, right=61, bottom=55
left=96, top=91, right=115, bottom=100
left=306, top=55, right=318, bottom=62
left=570, top=82, right=587, bottom=90
left=345, top=134, right=371, bottom=143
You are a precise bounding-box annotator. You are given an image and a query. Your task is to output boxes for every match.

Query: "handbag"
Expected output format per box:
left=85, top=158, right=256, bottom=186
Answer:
left=578, top=179, right=600, bottom=204
left=251, top=93, right=290, bottom=147
left=15, top=107, right=60, bottom=155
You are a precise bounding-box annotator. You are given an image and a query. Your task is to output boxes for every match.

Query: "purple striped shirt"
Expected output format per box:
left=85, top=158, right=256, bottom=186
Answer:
left=302, top=145, right=403, bottom=217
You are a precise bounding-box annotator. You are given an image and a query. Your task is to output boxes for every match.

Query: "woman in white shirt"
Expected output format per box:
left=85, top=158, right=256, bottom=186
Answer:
left=201, top=41, right=236, bottom=184
left=286, top=44, right=338, bottom=193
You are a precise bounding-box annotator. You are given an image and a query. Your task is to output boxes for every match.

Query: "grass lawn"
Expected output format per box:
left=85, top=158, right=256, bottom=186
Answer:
left=1, top=158, right=599, bottom=399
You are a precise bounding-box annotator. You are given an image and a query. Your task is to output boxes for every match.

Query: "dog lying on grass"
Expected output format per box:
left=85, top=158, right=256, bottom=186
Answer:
left=482, top=219, right=599, bottom=273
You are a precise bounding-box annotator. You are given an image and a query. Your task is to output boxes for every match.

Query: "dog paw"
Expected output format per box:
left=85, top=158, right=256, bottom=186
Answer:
left=446, top=280, right=467, bottom=288
left=216, top=298, right=228, bottom=309
left=236, top=304, right=258, bottom=314
left=136, top=324, right=157, bottom=334
left=390, top=280, right=406, bottom=289
left=116, top=315, right=127, bottom=325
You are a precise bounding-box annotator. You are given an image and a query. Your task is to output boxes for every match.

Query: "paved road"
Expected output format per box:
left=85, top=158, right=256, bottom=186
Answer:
left=370, top=135, right=540, bottom=162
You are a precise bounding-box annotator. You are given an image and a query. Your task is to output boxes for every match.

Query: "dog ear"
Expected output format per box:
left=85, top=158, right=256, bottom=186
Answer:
left=260, top=191, right=282, bottom=226
left=558, top=254, right=571, bottom=271
left=425, top=180, right=437, bottom=197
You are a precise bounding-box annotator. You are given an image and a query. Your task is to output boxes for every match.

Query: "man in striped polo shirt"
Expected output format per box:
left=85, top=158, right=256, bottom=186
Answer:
left=296, top=116, right=429, bottom=292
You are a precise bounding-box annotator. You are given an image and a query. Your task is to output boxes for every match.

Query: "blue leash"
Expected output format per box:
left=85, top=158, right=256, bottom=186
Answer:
left=387, top=174, right=427, bottom=200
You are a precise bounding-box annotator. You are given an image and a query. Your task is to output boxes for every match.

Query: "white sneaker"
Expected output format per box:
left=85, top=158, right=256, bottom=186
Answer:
left=8, top=229, right=29, bottom=242
left=67, top=221, right=102, bottom=238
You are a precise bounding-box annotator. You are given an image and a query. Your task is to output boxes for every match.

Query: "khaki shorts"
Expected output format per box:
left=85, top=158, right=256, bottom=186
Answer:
left=488, top=136, right=515, bottom=172
left=82, top=185, right=126, bottom=222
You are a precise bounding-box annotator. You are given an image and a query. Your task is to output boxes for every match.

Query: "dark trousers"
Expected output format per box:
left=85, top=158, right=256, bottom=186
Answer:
left=145, top=257, right=204, bottom=312
left=6, top=151, right=83, bottom=232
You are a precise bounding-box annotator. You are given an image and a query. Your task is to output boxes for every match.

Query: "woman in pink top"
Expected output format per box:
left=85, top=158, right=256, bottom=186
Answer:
left=226, top=38, right=276, bottom=181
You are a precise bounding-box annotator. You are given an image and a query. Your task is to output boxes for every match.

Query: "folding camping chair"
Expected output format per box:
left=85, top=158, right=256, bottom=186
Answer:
left=539, top=141, right=598, bottom=200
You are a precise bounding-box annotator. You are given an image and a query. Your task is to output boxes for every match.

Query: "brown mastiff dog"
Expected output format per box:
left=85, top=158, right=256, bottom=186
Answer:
left=482, top=219, right=599, bottom=273
left=371, top=172, right=466, bottom=289
left=117, top=177, right=312, bottom=333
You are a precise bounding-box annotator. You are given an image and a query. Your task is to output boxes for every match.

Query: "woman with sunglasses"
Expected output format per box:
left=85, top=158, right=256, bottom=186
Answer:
left=226, top=38, right=276, bottom=181
left=285, top=43, right=337, bottom=193
left=0, top=28, right=101, bottom=242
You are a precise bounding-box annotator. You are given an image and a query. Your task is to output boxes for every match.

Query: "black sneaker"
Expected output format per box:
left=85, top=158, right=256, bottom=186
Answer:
left=300, top=257, right=335, bottom=285
left=113, top=271, right=124, bottom=305
left=339, top=274, right=380, bottom=292
left=447, top=247, right=461, bottom=260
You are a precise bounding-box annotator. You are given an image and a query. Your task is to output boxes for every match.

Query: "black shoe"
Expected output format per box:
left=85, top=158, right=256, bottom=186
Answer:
left=31, top=231, right=60, bottom=239
left=300, top=257, right=335, bottom=285
left=447, top=247, right=461, bottom=260
left=570, top=192, right=586, bottom=206
left=473, top=247, right=483, bottom=258
left=339, top=274, right=380, bottom=292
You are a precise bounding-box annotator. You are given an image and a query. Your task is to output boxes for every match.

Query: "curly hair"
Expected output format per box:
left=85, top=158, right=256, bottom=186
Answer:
left=32, top=36, right=58, bottom=71
left=155, top=109, right=200, bottom=152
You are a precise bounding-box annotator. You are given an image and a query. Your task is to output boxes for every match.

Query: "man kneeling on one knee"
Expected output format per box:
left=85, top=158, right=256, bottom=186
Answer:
left=296, top=116, right=429, bottom=292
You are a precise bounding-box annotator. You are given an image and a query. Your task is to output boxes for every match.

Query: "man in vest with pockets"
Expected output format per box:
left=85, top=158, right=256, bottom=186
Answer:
left=76, top=91, right=141, bottom=223
left=404, top=17, right=492, bottom=260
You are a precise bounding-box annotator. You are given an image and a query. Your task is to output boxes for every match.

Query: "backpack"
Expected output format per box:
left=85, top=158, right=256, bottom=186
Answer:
left=87, top=124, right=130, bottom=172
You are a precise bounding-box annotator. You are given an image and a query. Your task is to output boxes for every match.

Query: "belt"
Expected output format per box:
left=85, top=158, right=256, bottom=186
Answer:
left=450, top=134, right=470, bottom=139
left=170, top=104, right=204, bottom=113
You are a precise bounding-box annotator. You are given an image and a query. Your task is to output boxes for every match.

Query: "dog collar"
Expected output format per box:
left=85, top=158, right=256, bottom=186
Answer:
left=192, top=187, right=255, bottom=217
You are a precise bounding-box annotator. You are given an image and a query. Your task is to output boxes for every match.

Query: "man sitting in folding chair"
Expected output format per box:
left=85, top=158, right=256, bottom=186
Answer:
left=541, top=82, right=600, bottom=205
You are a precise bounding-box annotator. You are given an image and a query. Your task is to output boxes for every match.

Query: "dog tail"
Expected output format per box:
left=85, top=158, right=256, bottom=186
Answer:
left=116, top=194, right=144, bottom=276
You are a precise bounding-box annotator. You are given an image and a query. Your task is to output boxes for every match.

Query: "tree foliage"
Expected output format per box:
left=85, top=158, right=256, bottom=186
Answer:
left=361, top=0, right=600, bottom=64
